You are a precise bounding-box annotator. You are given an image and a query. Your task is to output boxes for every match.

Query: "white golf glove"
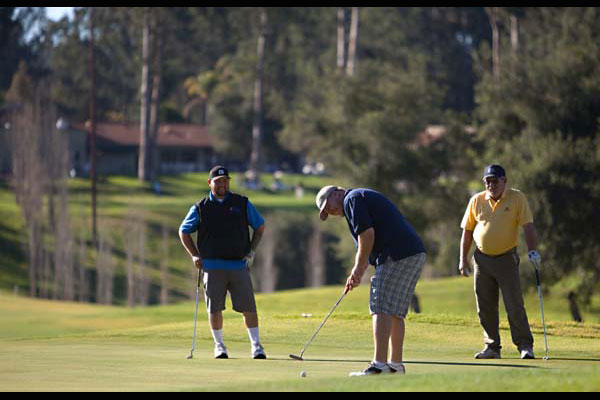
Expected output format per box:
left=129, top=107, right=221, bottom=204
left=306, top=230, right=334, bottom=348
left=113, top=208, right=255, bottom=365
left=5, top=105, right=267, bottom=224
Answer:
left=528, top=250, right=541, bottom=264
left=244, top=250, right=256, bottom=268
left=192, top=256, right=202, bottom=270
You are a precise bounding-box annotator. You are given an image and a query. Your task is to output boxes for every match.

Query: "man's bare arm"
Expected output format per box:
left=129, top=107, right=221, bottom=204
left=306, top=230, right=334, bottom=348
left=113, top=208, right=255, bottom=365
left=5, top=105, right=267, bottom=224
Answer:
left=459, top=229, right=474, bottom=277
left=179, top=231, right=202, bottom=269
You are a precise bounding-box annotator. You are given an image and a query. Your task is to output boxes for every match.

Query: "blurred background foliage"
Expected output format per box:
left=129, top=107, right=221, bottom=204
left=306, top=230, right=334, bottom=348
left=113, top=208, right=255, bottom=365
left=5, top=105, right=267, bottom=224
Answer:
left=0, top=7, right=598, bottom=309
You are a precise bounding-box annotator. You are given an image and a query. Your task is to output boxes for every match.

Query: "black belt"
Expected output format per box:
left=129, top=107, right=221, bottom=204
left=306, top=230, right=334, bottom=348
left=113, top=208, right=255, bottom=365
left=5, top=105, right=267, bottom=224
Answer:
left=476, top=247, right=517, bottom=259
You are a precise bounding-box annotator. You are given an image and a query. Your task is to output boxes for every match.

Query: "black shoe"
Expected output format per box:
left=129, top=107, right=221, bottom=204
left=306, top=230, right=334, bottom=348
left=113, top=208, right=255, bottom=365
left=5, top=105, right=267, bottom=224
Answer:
left=252, top=344, right=267, bottom=359
left=214, top=343, right=228, bottom=359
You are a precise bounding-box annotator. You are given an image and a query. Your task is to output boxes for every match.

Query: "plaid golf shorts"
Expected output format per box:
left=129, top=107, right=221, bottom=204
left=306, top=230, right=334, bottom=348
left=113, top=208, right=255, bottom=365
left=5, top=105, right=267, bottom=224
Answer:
left=369, top=252, right=426, bottom=318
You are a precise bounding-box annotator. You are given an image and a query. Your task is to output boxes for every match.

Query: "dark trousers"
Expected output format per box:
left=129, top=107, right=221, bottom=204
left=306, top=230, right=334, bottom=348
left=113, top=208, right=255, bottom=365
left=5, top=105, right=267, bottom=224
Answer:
left=473, top=248, right=534, bottom=351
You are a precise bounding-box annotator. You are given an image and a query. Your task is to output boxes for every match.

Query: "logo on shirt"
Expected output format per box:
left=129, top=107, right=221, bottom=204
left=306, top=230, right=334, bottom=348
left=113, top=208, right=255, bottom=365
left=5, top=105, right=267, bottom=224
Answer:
left=504, top=207, right=511, bottom=212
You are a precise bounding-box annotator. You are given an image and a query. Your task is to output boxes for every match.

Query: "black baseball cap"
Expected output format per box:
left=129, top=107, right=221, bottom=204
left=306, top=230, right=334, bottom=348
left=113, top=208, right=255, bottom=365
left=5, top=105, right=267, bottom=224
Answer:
left=483, top=164, right=506, bottom=179
left=209, top=165, right=230, bottom=180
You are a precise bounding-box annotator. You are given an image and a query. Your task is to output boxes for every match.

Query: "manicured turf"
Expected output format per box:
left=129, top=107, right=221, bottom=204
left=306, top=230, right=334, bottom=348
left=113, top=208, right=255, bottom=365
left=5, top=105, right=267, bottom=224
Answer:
left=1, top=278, right=599, bottom=391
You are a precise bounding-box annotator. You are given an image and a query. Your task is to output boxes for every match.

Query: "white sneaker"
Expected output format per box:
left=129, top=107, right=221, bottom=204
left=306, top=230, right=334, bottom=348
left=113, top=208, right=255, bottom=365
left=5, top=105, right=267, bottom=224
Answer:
left=252, top=344, right=267, bottom=359
left=474, top=347, right=501, bottom=359
left=388, top=362, right=406, bottom=374
left=520, top=348, right=535, bottom=359
left=349, top=362, right=395, bottom=377
left=214, top=343, right=228, bottom=359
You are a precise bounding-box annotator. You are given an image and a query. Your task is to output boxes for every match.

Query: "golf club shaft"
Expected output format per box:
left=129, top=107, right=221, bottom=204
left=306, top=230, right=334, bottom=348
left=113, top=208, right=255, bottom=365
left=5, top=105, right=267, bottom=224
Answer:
left=299, top=289, right=347, bottom=358
left=532, top=260, right=549, bottom=358
left=190, top=269, right=201, bottom=356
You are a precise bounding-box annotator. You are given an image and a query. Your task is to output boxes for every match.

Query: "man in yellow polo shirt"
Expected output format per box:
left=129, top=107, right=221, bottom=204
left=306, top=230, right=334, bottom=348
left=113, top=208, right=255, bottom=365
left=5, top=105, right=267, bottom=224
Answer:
left=459, top=164, right=541, bottom=360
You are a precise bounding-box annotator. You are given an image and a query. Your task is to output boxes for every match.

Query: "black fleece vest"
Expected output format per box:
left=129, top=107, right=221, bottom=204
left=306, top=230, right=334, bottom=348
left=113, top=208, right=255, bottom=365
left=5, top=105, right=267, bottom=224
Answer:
left=195, top=193, right=250, bottom=260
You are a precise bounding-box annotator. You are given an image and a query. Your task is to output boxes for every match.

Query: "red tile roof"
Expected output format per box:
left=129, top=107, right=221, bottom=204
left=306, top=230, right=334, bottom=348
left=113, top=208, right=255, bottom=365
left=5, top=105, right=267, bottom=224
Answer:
left=72, top=122, right=213, bottom=148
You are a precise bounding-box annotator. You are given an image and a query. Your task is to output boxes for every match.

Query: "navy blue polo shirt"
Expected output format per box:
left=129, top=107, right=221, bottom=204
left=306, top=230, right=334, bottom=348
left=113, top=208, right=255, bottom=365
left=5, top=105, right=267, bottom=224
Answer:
left=343, top=188, right=425, bottom=266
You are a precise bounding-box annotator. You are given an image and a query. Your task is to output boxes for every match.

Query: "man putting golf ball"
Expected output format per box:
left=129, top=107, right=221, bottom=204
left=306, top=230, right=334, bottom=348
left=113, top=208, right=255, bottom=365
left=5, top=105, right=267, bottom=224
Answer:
left=316, top=185, right=426, bottom=376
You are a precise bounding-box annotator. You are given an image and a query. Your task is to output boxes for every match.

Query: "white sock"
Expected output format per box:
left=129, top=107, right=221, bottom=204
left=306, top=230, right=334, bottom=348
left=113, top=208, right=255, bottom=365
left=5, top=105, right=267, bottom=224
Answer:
left=211, top=329, right=224, bottom=346
left=247, top=327, right=260, bottom=347
left=372, top=360, right=387, bottom=369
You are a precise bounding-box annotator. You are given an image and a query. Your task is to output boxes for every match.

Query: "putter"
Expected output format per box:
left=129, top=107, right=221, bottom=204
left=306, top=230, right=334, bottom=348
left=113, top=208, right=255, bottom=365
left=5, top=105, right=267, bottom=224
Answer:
left=187, top=269, right=202, bottom=359
left=530, top=258, right=549, bottom=360
left=290, top=288, right=348, bottom=361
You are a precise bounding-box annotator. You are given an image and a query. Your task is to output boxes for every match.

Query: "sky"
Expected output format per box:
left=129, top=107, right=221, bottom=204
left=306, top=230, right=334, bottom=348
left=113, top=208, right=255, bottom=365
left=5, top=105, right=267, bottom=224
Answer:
left=46, top=7, right=75, bottom=21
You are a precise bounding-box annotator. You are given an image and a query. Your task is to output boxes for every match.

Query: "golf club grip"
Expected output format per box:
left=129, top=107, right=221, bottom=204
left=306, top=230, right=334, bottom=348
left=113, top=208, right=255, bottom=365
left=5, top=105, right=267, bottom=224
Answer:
left=529, top=259, right=542, bottom=286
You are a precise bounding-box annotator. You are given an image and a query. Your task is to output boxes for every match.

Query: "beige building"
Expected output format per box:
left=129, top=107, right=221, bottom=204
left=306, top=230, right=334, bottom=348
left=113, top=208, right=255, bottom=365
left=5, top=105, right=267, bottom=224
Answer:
left=67, top=122, right=215, bottom=176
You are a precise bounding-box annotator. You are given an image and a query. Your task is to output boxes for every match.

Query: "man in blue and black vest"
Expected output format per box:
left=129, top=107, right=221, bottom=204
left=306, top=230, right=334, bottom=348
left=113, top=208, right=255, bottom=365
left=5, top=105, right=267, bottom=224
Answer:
left=179, top=166, right=267, bottom=359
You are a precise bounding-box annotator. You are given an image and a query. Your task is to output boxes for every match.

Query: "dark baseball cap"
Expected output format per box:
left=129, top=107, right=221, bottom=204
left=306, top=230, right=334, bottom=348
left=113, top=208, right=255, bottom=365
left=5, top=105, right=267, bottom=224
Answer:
left=483, top=164, right=506, bottom=179
left=209, top=165, right=230, bottom=180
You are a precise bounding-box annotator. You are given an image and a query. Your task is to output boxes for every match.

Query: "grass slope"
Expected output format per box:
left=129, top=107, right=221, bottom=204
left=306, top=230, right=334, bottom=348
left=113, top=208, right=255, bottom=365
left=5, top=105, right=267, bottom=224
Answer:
left=1, top=278, right=600, bottom=392
left=0, top=173, right=348, bottom=297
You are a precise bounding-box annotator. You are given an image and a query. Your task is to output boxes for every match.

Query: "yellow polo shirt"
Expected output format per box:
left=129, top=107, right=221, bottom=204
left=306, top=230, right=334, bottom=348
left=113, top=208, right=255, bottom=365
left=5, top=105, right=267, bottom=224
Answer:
left=461, top=188, right=533, bottom=256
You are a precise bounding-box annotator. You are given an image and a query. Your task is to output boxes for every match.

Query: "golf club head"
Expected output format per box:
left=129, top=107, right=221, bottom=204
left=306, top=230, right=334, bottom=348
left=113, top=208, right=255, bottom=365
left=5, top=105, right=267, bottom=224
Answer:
left=543, top=356, right=549, bottom=361
left=187, top=353, right=194, bottom=359
left=289, top=354, right=303, bottom=361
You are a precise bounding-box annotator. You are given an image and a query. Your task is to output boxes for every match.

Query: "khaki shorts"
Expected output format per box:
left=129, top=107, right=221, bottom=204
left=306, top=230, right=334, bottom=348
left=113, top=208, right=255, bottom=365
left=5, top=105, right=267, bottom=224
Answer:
left=203, top=268, right=257, bottom=314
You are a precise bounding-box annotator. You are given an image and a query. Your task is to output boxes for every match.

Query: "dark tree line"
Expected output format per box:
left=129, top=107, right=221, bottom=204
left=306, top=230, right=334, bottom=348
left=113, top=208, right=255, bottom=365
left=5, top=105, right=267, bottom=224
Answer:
left=1, top=7, right=599, bottom=305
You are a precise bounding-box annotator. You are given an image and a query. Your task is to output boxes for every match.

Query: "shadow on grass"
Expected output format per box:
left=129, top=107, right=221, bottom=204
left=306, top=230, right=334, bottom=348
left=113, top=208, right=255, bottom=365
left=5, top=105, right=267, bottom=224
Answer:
left=280, top=358, right=541, bottom=369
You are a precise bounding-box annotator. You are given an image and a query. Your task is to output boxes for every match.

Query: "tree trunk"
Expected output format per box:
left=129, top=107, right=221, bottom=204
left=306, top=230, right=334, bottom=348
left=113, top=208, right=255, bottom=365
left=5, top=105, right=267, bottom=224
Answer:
left=125, top=221, right=136, bottom=307
left=568, top=292, right=583, bottom=323
left=89, top=7, right=98, bottom=248
left=306, top=222, right=325, bottom=288
left=160, top=225, right=169, bottom=305
left=76, top=211, right=89, bottom=303
left=96, top=229, right=116, bottom=305
left=6, top=68, right=46, bottom=298
left=137, top=220, right=149, bottom=306
left=346, top=7, right=359, bottom=77
left=41, top=247, right=51, bottom=299
left=149, top=10, right=163, bottom=182
left=337, top=8, right=346, bottom=71
left=486, top=7, right=500, bottom=81
left=138, top=8, right=152, bottom=181
left=249, top=8, right=267, bottom=181
left=510, top=14, right=519, bottom=54
left=257, top=223, right=277, bottom=293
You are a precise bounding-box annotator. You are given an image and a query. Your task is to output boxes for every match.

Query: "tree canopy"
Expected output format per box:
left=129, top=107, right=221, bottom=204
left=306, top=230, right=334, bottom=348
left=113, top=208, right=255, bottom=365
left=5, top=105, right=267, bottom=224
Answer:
left=1, top=7, right=599, bottom=301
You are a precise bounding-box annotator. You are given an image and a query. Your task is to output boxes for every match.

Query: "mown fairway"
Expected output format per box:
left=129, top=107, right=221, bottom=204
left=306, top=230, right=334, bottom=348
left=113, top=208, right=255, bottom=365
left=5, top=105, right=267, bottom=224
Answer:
left=1, top=278, right=599, bottom=392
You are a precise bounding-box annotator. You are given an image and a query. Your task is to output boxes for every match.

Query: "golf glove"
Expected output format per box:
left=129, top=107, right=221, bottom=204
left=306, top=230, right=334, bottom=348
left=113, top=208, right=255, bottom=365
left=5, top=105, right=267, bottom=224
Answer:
left=244, top=250, right=256, bottom=268
left=528, top=250, right=541, bottom=264
left=192, top=256, right=202, bottom=269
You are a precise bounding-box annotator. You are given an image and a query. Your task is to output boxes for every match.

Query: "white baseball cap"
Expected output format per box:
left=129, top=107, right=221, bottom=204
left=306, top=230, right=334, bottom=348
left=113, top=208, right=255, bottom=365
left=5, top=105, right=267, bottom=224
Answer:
left=315, top=185, right=339, bottom=221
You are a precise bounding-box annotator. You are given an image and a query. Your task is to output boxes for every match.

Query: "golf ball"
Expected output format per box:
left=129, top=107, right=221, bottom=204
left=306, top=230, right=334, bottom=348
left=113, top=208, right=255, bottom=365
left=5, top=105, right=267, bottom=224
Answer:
left=300, top=371, right=307, bottom=378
